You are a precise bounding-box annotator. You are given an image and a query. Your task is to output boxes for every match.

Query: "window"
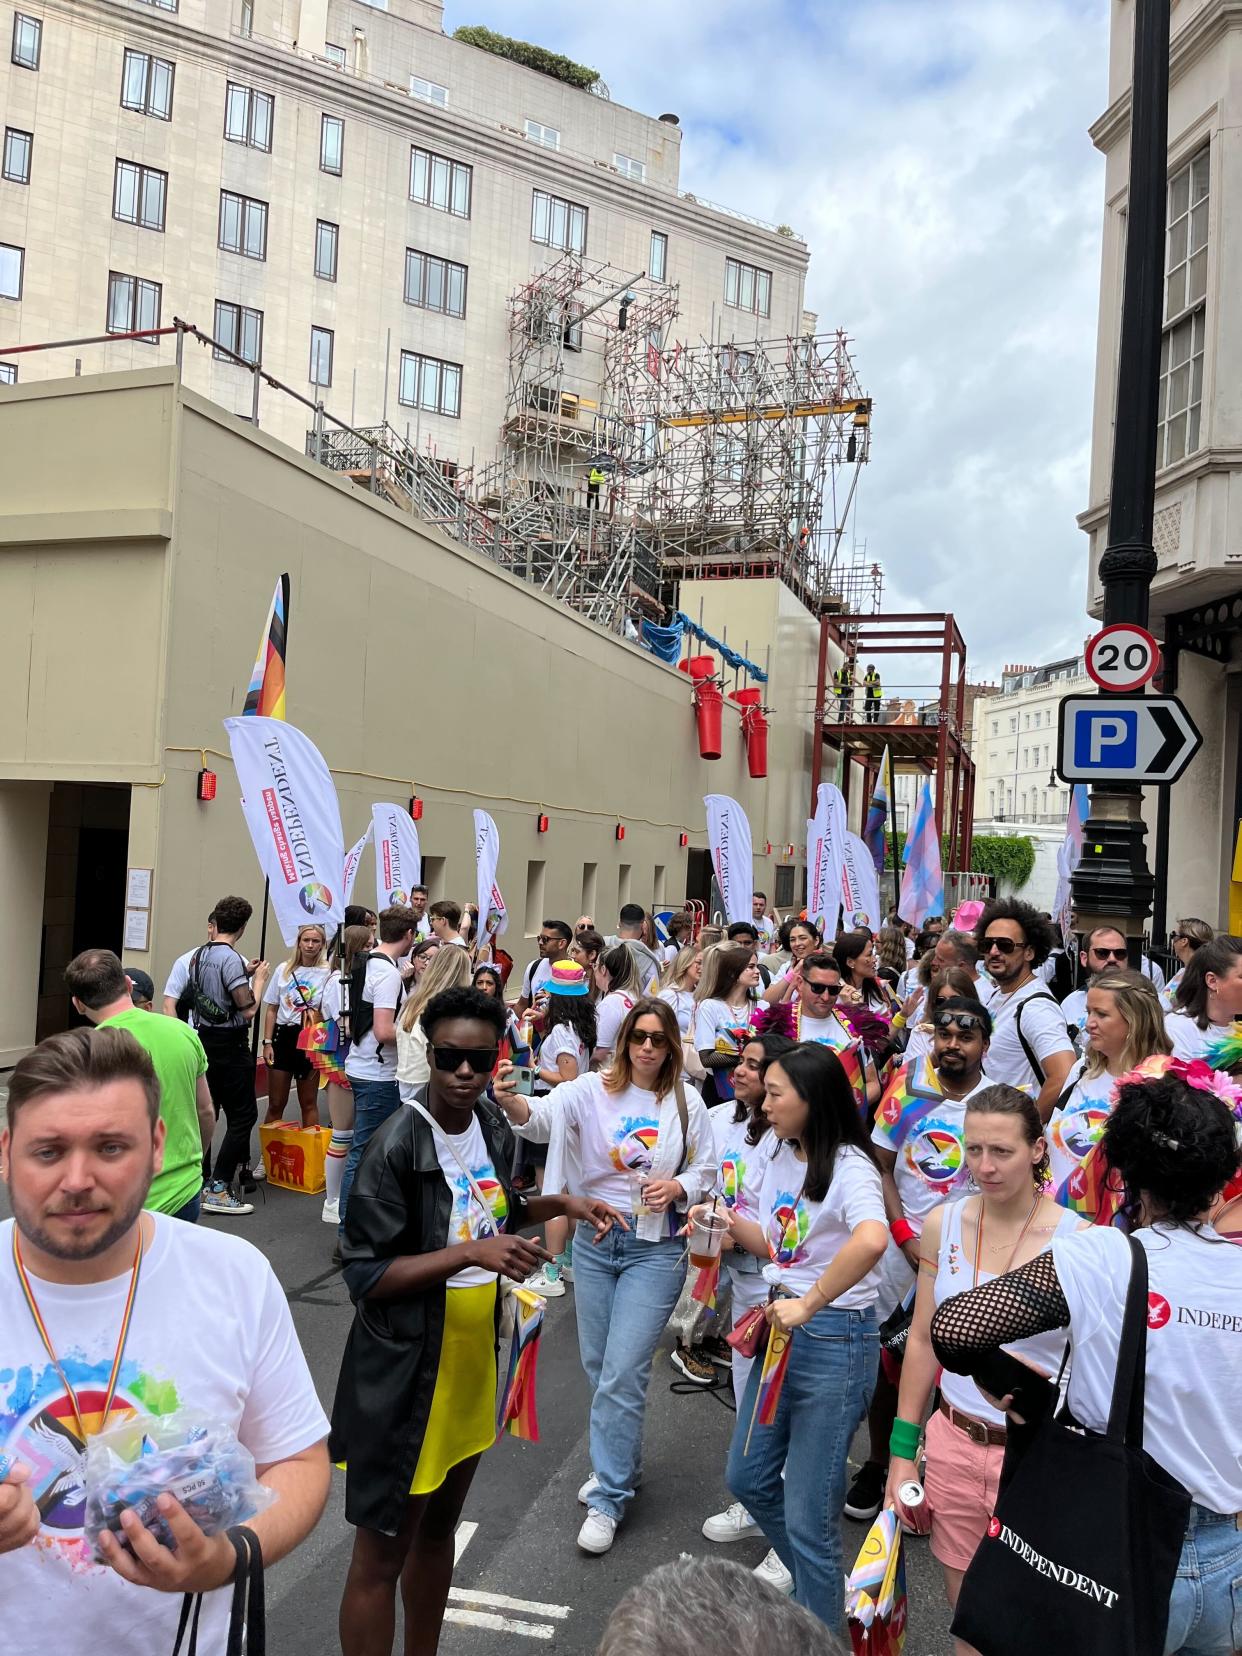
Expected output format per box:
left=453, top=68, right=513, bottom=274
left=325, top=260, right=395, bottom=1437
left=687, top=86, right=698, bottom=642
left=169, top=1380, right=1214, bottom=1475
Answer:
left=239, top=0, right=253, bottom=35
left=404, top=248, right=466, bottom=317
left=113, top=160, right=167, bottom=231
left=991, top=719, right=998, bottom=736
left=774, top=865, right=795, bottom=907
left=224, top=83, right=273, bottom=150
left=214, top=299, right=263, bottom=365
left=523, top=860, right=546, bottom=937
left=121, top=49, right=174, bottom=119
left=409, top=145, right=471, bottom=216
left=320, top=113, right=343, bottom=174
left=218, top=190, right=267, bottom=259
left=1023, top=713, right=1030, bottom=728
left=12, top=13, right=40, bottom=69
left=724, top=256, right=771, bottom=316
left=106, top=271, right=161, bottom=338
left=1158, top=149, right=1209, bottom=469
left=617, top=864, right=632, bottom=909
left=136, top=0, right=177, bottom=10
left=410, top=75, right=447, bottom=106
left=531, top=189, right=587, bottom=254
left=309, top=326, right=333, bottom=387
left=398, top=350, right=461, bottom=417
left=2, top=128, right=31, bottom=184
left=524, top=119, right=559, bottom=149
left=324, top=42, right=346, bottom=66
left=649, top=230, right=667, bottom=283
left=0, top=363, right=15, bottom=384
left=614, top=152, right=645, bottom=182
left=0, top=243, right=22, bottom=298
left=581, top=862, right=598, bottom=918
left=315, top=219, right=338, bottom=280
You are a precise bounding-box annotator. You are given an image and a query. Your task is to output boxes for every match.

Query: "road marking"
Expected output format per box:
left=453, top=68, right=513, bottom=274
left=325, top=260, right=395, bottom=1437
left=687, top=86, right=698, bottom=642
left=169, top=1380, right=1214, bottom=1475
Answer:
left=449, top=1589, right=570, bottom=1620
left=443, top=1608, right=556, bottom=1640
left=454, top=1521, right=478, bottom=1563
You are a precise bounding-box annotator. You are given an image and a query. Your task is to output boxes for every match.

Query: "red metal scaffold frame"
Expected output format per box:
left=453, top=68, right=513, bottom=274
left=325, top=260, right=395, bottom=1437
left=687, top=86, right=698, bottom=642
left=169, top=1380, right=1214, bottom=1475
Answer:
left=811, top=612, right=976, bottom=872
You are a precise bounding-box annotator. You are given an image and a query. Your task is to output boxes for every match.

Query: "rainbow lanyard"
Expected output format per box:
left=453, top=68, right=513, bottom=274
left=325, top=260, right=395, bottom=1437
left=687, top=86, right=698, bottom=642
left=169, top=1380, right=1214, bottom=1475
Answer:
left=12, top=1222, right=144, bottom=1442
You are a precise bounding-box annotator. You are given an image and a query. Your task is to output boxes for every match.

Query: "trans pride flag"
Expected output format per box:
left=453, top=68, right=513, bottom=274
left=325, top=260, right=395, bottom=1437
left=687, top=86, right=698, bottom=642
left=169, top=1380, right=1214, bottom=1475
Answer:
left=242, top=574, right=289, bottom=719
left=1053, top=783, right=1090, bottom=946
left=846, top=1508, right=908, bottom=1654
left=898, top=778, right=943, bottom=927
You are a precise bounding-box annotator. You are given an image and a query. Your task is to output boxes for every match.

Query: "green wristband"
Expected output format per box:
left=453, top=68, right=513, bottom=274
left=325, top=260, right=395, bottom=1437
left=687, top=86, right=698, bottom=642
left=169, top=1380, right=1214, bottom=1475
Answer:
left=889, top=1417, right=922, bottom=1460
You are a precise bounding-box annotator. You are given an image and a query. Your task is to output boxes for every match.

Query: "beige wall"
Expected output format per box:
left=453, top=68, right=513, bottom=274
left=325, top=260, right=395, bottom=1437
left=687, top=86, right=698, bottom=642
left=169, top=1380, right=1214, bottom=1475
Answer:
left=0, top=783, right=50, bottom=1064
left=0, top=368, right=817, bottom=1045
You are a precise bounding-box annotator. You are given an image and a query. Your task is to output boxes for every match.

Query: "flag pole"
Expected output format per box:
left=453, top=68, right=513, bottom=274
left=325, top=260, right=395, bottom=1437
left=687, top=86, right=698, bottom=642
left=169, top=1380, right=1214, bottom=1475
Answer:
left=244, top=572, right=289, bottom=1060
left=887, top=754, right=901, bottom=918
left=250, top=877, right=271, bottom=1060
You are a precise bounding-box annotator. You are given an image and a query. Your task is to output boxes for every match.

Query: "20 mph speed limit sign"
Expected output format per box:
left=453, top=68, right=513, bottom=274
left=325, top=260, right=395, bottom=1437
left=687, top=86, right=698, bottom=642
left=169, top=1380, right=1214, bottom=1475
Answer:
left=1084, top=623, right=1162, bottom=693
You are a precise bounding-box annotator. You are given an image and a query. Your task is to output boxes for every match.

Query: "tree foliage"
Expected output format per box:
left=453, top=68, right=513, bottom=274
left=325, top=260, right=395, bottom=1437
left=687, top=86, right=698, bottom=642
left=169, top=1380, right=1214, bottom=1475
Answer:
left=882, top=831, right=1034, bottom=891
left=453, top=26, right=602, bottom=91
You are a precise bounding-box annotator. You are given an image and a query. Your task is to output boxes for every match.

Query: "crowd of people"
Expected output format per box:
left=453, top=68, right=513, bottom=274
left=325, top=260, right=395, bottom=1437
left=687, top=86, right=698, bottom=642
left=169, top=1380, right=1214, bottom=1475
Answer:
left=1, top=879, right=1240, bottom=1656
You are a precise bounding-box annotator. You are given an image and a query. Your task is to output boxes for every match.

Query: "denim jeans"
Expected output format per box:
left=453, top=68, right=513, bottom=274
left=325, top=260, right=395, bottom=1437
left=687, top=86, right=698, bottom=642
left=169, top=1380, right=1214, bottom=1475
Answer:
left=571, top=1220, right=686, bottom=1522
left=727, top=1302, right=879, bottom=1629
left=337, top=1078, right=401, bottom=1226
left=1164, top=1503, right=1242, bottom=1656
left=169, top=1193, right=201, bottom=1223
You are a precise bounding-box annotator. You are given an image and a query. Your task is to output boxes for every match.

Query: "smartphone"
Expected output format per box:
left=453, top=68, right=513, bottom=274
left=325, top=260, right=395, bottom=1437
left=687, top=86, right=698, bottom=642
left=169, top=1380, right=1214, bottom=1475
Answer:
left=970, top=1348, right=1056, bottom=1426
left=512, top=1066, right=537, bottom=1097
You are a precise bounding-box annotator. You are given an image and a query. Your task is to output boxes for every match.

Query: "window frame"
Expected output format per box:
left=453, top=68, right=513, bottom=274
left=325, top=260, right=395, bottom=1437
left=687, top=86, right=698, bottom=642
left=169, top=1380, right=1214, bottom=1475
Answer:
left=649, top=229, right=668, bottom=283
left=11, top=13, right=41, bottom=69
left=398, top=349, right=462, bottom=418
left=320, top=112, right=344, bottom=175
left=314, top=218, right=339, bottom=281
left=613, top=152, right=645, bottom=183
left=410, top=74, right=448, bottom=107
left=1157, top=147, right=1209, bottom=472
left=0, top=362, right=16, bottom=384
left=121, top=48, right=175, bottom=119
left=218, top=189, right=268, bottom=260
left=531, top=188, right=588, bottom=254
left=224, top=82, right=274, bottom=152
left=0, top=242, right=23, bottom=300
left=106, top=270, right=162, bottom=340
left=724, top=256, right=772, bottom=317
left=213, top=299, right=264, bottom=366
left=524, top=119, right=560, bottom=150
left=403, top=247, right=467, bottom=319
left=324, top=42, right=346, bottom=66
left=2, top=127, right=32, bottom=185
left=113, top=158, right=168, bottom=232
left=309, top=325, right=334, bottom=387
left=135, top=0, right=177, bottom=11
left=408, top=144, right=472, bottom=218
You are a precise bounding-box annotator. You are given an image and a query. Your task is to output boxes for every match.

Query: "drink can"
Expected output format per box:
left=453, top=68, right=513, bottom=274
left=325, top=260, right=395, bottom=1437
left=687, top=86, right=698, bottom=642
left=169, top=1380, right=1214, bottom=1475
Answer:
left=897, top=1479, right=925, bottom=1509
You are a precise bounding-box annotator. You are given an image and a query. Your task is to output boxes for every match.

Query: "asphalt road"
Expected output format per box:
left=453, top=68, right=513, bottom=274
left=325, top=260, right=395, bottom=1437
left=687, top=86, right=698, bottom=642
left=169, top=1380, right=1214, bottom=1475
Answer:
left=0, top=1105, right=954, bottom=1655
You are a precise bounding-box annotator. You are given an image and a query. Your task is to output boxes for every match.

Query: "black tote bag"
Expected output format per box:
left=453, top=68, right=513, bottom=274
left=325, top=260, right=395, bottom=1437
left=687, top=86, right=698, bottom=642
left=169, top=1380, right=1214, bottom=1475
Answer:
left=951, top=1236, right=1191, bottom=1656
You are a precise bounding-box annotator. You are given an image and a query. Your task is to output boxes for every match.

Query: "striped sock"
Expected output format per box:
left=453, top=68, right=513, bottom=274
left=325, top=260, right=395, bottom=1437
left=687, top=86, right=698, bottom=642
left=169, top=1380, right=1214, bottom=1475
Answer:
left=324, top=1130, right=353, bottom=1205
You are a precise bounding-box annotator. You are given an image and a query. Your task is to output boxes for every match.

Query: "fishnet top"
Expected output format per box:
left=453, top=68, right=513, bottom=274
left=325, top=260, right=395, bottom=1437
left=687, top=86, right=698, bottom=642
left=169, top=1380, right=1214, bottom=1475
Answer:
left=930, top=1252, right=1070, bottom=1373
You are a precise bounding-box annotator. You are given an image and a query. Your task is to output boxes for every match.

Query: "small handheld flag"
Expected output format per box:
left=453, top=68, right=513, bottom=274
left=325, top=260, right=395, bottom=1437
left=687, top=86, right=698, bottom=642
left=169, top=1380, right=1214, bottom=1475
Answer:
left=243, top=574, right=289, bottom=719
left=690, top=1256, right=721, bottom=1315
left=496, top=1288, right=546, bottom=1443
left=846, top=1508, right=908, bottom=1654
left=744, top=1320, right=793, bottom=1455
left=863, top=746, right=893, bottom=878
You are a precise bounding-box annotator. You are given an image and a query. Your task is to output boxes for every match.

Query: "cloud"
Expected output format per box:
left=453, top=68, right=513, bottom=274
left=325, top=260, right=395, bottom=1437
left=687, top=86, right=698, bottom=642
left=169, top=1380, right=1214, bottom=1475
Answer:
left=445, top=0, right=1109, bottom=681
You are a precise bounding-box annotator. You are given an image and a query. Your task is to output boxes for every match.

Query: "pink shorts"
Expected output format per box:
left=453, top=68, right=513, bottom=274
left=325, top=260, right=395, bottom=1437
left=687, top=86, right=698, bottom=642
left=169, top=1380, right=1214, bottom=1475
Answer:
left=924, top=1406, right=1005, bottom=1572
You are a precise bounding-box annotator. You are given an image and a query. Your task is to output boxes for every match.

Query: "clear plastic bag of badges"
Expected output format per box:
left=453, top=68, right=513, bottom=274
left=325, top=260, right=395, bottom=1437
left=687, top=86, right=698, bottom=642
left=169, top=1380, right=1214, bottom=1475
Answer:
left=83, top=1408, right=276, bottom=1559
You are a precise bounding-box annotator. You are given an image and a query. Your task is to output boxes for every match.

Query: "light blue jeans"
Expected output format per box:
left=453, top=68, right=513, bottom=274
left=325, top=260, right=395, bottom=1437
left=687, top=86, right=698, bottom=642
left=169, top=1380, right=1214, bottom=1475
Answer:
left=727, top=1302, right=878, bottom=1629
left=337, top=1077, right=400, bottom=1227
left=571, top=1220, right=687, bottom=1523
left=1164, top=1503, right=1242, bottom=1655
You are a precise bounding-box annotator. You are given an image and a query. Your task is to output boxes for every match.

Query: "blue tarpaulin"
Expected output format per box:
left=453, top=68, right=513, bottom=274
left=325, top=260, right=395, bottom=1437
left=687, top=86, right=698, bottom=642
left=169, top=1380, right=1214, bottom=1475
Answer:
left=638, top=612, right=768, bottom=682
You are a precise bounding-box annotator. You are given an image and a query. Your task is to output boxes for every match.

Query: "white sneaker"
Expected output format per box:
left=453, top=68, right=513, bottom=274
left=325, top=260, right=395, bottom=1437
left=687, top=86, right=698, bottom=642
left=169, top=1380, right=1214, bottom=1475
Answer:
left=753, top=1549, right=794, bottom=1595
left=577, top=1475, right=600, bottom=1506
left=201, top=1182, right=254, bottom=1217
left=577, top=1510, right=617, bottom=1555
left=702, top=1501, right=760, bottom=1543
left=321, top=1198, right=340, bottom=1225
left=524, top=1262, right=566, bottom=1299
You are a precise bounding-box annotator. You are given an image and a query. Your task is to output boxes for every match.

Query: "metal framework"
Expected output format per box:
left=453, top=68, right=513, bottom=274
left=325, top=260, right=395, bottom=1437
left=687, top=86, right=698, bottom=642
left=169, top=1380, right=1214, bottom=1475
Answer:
left=811, top=612, right=976, bottom=872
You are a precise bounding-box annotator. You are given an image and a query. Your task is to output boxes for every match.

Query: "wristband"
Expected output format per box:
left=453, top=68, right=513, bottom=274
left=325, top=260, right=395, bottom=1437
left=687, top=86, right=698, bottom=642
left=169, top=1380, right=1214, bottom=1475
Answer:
left=889, top=1417, right=922, bottom=1460
left=892, top=1011, right=907, bottom=1030
left=889, top=1218, right=916, bottom=1247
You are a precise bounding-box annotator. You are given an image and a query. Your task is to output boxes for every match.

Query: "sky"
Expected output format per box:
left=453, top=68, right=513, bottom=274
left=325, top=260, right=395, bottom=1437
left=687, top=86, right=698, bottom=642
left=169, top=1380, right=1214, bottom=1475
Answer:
left=444, top=0, right=1113, bottom=686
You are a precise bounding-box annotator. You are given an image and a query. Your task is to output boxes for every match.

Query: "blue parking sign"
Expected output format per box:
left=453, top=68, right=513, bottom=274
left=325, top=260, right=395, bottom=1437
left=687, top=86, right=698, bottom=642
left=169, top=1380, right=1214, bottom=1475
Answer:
left=1073, top=708, right=1138, bottom=770
left=1056, top=695, right=1201, bottom=784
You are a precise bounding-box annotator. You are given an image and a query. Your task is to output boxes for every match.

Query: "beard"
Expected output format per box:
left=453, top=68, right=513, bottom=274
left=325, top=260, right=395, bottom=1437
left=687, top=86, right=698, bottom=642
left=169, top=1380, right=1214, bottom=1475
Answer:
left=11, top=1163, right=153, bottom=1262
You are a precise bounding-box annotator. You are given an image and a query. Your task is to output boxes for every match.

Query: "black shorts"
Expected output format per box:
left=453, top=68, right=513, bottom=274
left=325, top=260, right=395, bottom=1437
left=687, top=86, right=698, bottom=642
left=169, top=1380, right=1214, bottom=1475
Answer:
left=270, top=1022, right=314, bottom=1080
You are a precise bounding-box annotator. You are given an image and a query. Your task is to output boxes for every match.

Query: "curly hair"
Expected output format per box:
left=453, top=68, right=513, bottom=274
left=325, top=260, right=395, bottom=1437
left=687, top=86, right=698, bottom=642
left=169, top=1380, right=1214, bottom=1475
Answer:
left=1103, top=1072, right=1241, bottom=1228
left=975, top=896, right=1057, bottom=968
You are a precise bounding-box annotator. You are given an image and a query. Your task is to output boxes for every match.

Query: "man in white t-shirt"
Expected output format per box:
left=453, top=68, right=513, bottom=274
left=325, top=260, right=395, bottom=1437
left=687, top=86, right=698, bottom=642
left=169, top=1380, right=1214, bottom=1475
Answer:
left=1059, top=924, right=1131, bottom=1033
left=515, top=919, right=572, bottom=1016
left=427, top=900, right=468, bottom=947
left=790, top=955, right=882, bottom=1108
left=0, top=1024, right=329, bottom=1654
left=752, top=891, right=778, bottom=950
left=975, top=898, right=1075, bottom=1121
left=340, top=905, right=416, bottom=1229
left=409, top=884, right=433, bottom=940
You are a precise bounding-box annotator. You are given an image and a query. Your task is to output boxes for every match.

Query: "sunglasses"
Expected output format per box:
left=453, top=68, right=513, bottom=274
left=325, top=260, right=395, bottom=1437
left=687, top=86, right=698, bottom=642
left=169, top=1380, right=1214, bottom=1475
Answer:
left=933, top=1010, right=986, bottom=1034
left=983, top=936, right=1022, bottom=955
left=804, top=980, right=842, bottom=997
left=1090, top=947, right=1128, bottom=962
left=537, top=935, right=561, bottom=945
left=431, top=1046, right=499, bottom=1074
left=628, top=1030, right=669, bottom=1051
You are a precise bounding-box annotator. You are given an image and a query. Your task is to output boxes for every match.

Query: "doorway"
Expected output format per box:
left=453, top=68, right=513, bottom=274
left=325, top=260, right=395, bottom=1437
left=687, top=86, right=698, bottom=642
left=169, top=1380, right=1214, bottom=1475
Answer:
left=37, top=783, right=130, bottom=1039
left=685, top=848, right=712, bottom=909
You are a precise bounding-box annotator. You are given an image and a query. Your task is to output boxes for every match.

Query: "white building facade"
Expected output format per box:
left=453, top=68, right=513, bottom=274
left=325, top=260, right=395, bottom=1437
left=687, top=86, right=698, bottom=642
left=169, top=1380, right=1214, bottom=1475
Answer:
left=0, top=0, right=809, bottom=459
left=971, top=656, right=1086, bottom=828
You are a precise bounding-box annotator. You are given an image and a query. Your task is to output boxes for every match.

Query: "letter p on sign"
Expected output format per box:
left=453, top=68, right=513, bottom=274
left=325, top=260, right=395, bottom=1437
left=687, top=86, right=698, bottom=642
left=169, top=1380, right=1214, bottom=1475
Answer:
left=1089, top=714, right=1133, bottom=764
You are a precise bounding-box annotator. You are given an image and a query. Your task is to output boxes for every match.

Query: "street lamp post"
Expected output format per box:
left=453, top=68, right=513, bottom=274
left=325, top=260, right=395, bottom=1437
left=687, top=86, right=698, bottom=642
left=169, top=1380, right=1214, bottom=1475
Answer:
left=1070, top=0, right=1170, bottom=960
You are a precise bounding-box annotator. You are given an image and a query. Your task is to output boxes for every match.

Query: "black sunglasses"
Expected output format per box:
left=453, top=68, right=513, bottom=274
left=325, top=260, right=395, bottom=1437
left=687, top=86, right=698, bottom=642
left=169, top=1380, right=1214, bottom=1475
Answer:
left=933, top=1010, right=987, bottom=1033
left=804, top=980, right=842, bottom=997
left=983, top=935, right=1021, bottom=955
left=1091, top=946, right=1128, bottom=962
left=431, top=1045, right=499, bottom=1074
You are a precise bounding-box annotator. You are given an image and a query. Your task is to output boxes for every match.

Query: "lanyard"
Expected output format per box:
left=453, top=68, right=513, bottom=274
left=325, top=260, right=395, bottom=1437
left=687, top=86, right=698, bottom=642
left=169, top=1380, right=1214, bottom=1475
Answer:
left=12, top=1221, right=144, bottom=1442
left=972, top=1195, right=1040, bottom=1287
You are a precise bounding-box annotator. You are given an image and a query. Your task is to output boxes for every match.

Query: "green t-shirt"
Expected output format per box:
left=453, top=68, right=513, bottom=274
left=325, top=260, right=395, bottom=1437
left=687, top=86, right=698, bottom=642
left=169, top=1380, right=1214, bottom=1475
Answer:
left=98, top=1007, right=208, bottom=1215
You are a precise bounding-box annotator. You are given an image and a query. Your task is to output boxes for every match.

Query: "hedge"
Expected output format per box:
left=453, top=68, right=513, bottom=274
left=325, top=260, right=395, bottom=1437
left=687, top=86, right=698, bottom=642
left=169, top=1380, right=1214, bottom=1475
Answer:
left=453, top=26, right=602, bottom=91
left=882, top=832, right=1035, bottom=891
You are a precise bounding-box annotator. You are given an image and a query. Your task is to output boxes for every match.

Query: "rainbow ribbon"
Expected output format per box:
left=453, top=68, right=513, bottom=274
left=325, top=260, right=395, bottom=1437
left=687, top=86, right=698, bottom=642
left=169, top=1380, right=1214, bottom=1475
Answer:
left=873, top=1057, right=947, bottom=1152
left=496, top=1289, right=545, bottom=1443
left=1059, top=1141, right=1126, bottom=1228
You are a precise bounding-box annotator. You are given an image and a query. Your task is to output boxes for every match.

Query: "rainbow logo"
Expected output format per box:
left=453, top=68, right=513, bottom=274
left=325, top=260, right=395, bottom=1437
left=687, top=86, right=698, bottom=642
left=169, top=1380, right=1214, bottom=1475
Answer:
left=473, top=1174, right=509, bottom=1226
left=612, top=1121, right=660, bottom=1172
left=299, top=881, right=334, bottom=915
left=766, top=1192, right=809, bottom=1265
left=911, top=1125, right=965, bottom=1185
left=387, top=887, right=410, bottom=906
left=1052, top=1108, right=1109, bottom=1164
left=720, top=1153, right=745, bottom=1208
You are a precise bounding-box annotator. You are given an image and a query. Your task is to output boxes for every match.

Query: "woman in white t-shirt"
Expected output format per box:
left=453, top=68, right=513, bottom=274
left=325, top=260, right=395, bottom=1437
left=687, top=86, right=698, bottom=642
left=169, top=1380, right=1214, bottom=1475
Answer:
left=395, top=946, right=474, bottom=1097
left=592, top=943, right=644, bottom=1066
left=694, top=943, right=761, bottom=1106
left=712, top=1043, right=888, bottom=1629
left=887, top=1085, right=1083, bottom=1647
left=1164, top=934, right=1242, bottom=1060
left=494, top=996, right=716, bottom=1559
left=261, top=924, right=335, bottom=1128
left=658, top=943, right=703, bottom=1035
left=760, top=919, right=824, bottom=1004
left=1046, top=969, right=1170, bottom=1215
left=930, top=1066, right=1242, bottom=1656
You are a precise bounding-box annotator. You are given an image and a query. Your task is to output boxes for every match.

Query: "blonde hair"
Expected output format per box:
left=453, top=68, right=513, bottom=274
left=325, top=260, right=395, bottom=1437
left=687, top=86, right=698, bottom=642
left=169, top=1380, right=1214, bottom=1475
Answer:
left=286, top=924, right=327, bottom=974
left=399, top=943, right=473, bottom=1032
left=1081, top=969, right=1172, bottom=1079
left=661, top=943, right=702, bottom=992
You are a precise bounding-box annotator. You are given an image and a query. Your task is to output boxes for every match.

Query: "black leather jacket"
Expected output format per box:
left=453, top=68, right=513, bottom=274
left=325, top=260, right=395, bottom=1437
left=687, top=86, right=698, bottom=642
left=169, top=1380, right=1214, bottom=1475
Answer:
left=327, top=1091, right=526, bottom=1535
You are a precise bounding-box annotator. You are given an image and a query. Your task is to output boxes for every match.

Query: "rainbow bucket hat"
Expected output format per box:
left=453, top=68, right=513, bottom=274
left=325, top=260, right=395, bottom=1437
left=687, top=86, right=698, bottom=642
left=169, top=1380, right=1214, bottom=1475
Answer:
left=545, top=959, right=590, bottom=997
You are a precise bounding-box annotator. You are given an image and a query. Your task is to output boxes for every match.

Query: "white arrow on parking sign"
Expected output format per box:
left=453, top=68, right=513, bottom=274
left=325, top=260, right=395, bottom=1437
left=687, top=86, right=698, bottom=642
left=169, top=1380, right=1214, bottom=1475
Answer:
left=1056, top=694, right=1201, bottom=784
